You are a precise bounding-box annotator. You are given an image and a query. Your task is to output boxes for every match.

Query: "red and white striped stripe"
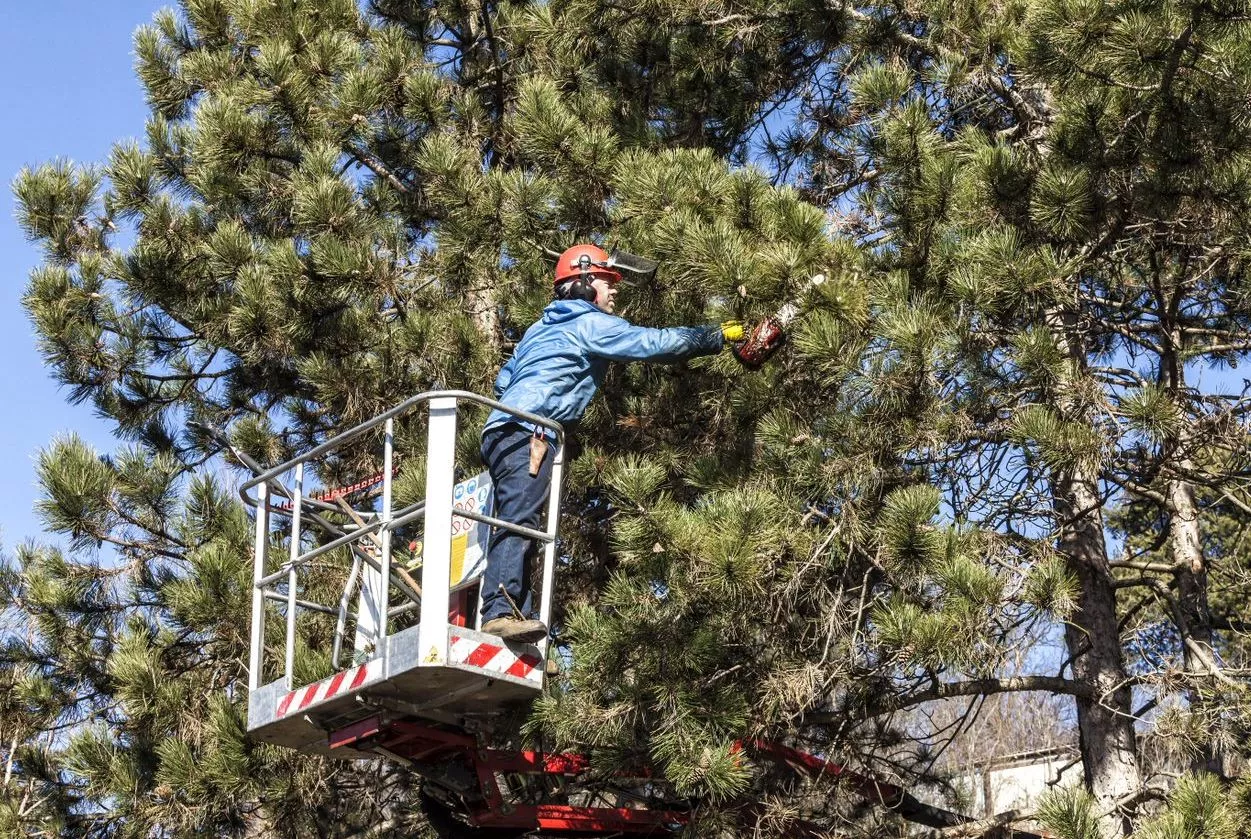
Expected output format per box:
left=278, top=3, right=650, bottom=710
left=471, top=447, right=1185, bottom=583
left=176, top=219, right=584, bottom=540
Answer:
left=450, top=634, right=543, bottom=685
left=275, top=658, right=384, bottom=718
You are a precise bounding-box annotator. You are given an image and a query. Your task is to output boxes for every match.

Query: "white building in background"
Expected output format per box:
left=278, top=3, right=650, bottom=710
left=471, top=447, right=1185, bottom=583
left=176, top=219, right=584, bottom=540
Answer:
left=950, top=746, right=1082, bottom=818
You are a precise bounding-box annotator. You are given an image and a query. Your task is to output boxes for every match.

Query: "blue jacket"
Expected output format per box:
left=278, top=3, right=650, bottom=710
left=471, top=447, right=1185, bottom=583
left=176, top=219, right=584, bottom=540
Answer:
left=484, top=299, right=724, bottom=437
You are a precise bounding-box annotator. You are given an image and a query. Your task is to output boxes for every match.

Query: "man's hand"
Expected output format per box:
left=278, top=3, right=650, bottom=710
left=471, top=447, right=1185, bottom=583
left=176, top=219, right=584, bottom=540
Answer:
left=720, top=320, right=746, bottom=342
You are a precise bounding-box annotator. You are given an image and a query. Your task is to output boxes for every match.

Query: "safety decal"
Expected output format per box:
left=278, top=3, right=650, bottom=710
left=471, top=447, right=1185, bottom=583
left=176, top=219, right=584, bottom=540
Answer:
left=449, top=634, right=543, bottom=685
left=449, top=472, right=492, bottom=589
left=275, top=658, right=384, bottom=718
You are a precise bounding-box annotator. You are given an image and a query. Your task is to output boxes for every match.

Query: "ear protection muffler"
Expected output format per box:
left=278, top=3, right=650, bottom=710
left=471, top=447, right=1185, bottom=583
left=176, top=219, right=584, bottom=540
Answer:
left=556, top=277, right=599, bottom=302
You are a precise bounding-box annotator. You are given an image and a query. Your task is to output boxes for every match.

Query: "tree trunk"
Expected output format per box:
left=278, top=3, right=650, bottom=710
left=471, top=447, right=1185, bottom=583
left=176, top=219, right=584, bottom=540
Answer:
left=1167, top=461, right=1227, bottom=774
left=1161, top=321, right=1223, bottom=773
left=469, top=273, right=500, bottom=351
left=1055, top=468, right=1142, bottom=837
left=1168, top=466, right=1211, bottom=655
left=1043, top=305, right=1144, bottom=835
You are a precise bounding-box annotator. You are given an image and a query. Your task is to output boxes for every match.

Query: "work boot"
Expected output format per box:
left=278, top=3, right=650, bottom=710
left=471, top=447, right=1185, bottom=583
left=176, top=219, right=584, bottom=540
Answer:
left=481, top=616, right=548, bottom=644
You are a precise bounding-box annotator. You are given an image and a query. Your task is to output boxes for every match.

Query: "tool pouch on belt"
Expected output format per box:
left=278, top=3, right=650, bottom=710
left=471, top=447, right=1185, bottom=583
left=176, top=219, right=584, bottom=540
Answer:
left=529, top=429, right=548, bottom=476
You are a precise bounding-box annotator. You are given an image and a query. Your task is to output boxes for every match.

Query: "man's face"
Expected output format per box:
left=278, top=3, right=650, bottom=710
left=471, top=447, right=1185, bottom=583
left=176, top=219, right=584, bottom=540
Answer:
left=591, top=277, right=619, bottom=313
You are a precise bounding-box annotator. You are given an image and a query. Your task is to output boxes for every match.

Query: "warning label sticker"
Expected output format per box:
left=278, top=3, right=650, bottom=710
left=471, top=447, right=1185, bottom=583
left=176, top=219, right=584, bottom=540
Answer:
left=449, top=471, right=492, bottom=589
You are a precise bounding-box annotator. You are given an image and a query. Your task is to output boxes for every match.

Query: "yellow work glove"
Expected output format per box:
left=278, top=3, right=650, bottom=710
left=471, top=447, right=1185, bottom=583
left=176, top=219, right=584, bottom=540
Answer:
left=720, top=320, right=746, bottom=342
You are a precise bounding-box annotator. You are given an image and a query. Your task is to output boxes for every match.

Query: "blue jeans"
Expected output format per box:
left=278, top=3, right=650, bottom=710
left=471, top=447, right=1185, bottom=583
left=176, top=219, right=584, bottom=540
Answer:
left=480, top=424, right=553, bottom=622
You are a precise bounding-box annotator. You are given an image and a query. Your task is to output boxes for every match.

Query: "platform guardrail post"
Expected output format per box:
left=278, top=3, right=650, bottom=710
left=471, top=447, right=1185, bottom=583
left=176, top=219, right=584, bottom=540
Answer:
left=353, top=438, right=387, bottom=657
left=249, top=482, right=269, bottom=691
left=284, top=464, right=303, bottom=684
left=379, top=418, right=394, bottom=670
left=419, top=397, right=458, bottom=664
left=537, top=443, right=564, bottom=655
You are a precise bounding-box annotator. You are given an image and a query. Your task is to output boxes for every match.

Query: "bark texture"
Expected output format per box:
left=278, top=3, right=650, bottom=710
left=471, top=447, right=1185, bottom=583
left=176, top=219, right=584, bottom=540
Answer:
left=1056, top=468, right=1141, bottom=838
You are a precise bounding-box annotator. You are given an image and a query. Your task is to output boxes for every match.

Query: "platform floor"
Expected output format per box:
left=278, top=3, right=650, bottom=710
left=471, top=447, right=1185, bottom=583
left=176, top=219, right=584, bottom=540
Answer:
left=247, top=624, right=544, bottom=757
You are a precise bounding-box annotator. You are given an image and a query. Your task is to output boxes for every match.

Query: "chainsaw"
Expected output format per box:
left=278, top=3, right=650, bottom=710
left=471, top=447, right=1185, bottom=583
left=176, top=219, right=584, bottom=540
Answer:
left=732, top=273, right=826, bottom=369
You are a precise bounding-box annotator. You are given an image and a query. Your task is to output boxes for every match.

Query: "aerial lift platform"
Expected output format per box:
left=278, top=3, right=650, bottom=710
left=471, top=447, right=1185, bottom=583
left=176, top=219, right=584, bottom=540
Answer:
left=241, top=393, right=556, bottom=755
left=239, top=391, right=1031, bottom=837
left=240, top=391, right=696, bottom=835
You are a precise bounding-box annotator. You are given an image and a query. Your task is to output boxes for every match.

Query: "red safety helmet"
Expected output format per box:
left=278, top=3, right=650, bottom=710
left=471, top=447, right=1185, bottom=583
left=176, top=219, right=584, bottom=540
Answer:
left=553, top=244, right=622, bottom=287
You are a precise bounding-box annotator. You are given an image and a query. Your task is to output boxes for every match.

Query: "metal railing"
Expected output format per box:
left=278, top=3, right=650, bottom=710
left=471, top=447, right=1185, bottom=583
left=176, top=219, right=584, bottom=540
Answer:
left=240, top=391, right=565, bottom=692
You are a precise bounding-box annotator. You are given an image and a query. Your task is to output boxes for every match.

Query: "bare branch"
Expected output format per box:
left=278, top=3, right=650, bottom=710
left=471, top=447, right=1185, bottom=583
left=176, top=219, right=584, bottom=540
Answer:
left=346, top=144, right=411, bottom=195
left=811, top=676, right=1094, bottom=725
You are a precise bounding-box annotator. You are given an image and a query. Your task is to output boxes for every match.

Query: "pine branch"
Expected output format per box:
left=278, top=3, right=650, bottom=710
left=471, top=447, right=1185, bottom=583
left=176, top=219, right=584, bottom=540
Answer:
left=1140, top=577, right=1244, bottom=690
left=1215, top=489, right=1251, bottom=519
left=839, top=4, right=930, bottom=52
left=985, top=75, right=1048, bottom=139
left=346, top=144, right=411, bottom=194
left=1111, top=477, right=1169, bottom=505
left=811, top=675, right=1094, bottom=726
left=1197, top=342, right=1251, bottom=354
left=1107, top=559, right=1176, bottom=574
left=916, top=808, right=1039, bottom=839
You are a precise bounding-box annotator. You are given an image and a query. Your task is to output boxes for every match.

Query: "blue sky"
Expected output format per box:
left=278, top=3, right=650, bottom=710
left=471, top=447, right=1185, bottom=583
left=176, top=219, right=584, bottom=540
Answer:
left=1, top=1, right=164, bottom=549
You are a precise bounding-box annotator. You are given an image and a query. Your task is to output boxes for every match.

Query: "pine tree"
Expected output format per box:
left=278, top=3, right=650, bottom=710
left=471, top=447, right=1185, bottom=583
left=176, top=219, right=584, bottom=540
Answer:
left=9, top=0, right=1251, bottom=838
left=520, top=0, right=1251, bottom=833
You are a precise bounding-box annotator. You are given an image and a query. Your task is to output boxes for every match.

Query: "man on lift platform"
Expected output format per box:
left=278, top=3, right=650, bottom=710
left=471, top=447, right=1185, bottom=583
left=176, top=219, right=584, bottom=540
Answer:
left=479, top=244, right=746, bottom=642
